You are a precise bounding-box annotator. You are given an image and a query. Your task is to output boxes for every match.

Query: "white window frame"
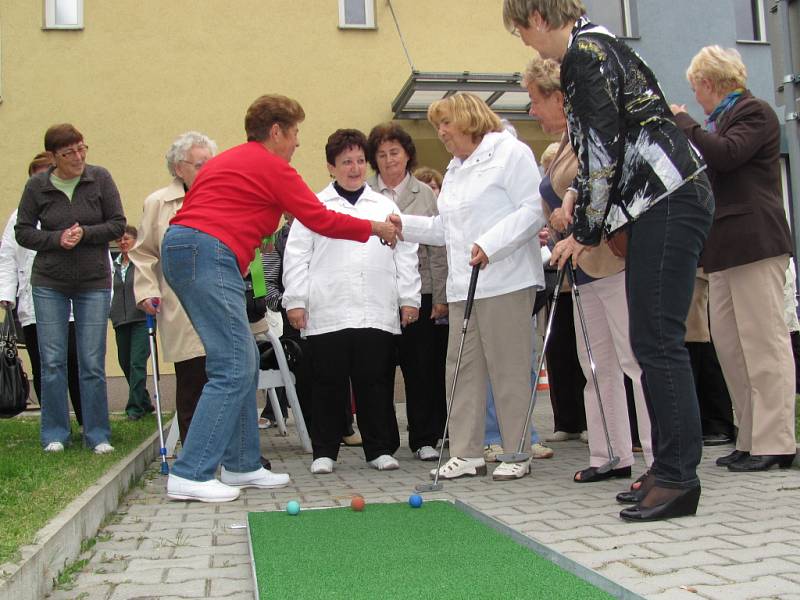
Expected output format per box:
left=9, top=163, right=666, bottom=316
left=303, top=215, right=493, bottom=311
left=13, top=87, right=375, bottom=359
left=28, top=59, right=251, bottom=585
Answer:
left=43, top=0, right=84, bottom=31
left=338, top=0, right=376, bottom=30
left=736, top=0, right=767, bottom=43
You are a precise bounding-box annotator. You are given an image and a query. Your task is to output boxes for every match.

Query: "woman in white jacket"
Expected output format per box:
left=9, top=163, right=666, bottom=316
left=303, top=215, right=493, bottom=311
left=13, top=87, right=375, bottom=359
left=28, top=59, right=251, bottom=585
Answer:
left=0, top=153, right=82, bottom=423
left=392, top=92, right=546, bottom=481
left=283, top=129, right=421, bottom=475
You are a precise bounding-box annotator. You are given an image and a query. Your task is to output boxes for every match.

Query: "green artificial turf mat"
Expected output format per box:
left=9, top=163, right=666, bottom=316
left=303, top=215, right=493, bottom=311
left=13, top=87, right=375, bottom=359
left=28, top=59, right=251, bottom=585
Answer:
left=248, top=501, right=616, bottom=600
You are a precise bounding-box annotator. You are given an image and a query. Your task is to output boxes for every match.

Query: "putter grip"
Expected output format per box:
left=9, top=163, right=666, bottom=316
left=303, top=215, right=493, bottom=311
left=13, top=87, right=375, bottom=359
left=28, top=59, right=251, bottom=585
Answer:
left=463, top=265, right=480, bottom=320
left=145, top=298, right=160, bottom=329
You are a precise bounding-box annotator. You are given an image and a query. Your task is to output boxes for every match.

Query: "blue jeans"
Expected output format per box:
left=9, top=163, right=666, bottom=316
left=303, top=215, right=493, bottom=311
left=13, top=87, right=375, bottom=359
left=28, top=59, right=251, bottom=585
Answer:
left=626, top=176, right=713, bottom=489
left=162, top=226, right=261, bottom=481
left=484, top=342, right=541, bottom=446
left=33, top=287, right=111, bottom=448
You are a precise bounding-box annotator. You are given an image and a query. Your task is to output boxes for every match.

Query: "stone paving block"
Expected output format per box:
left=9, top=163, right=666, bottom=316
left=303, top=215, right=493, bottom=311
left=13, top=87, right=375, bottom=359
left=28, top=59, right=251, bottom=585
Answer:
left=172, top=542, right=250, bottom=558
left=719, top=529, right=800, bottom=547
left=645, top=587, right=723, bottom=600
left=583, top=529, right=673, bottom=551
left=76, top=566, right=162, bottom=586
left=212, top=553, right=252, bottom=568
left=730, top=517, right=800, bottom=534
left=700, top=558, right=797, bottom=583
left=640, top=536, right=740, bottom=557
left=168, top=565, right=250, bottom=583
left=209, top=577, right=255, bottom=596
left=694, top=575, right=800, bottom=600
left=628, top=550, right=729, bottom=575
left=623, top=567, right=730, bottom=595
left=127, top=556, right=210, bottom=571
left=109, top=580, right=207, bottom=599
left=546, top=539, right=597, bottom=554
left=593, top=520, right=681, bottom=537
left=657, top=522, right=746, bottom=541
left=562, top=545, right=661, bottom=569
left=47, top=584, right=113, bottom=600
left=711, top=542, right=797, bottom=563
left=521, top=524, right=606, bottom=543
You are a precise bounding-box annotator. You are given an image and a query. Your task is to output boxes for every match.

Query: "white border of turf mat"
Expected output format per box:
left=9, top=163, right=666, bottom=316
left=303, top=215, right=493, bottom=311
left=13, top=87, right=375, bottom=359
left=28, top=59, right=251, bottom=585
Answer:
left=248, top=499, right=644, bottom=600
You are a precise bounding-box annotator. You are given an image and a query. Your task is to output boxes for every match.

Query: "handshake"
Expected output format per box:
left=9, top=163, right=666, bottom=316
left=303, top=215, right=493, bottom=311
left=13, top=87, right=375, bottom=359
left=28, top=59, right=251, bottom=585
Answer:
left=371, top=214, right=404, bottom=248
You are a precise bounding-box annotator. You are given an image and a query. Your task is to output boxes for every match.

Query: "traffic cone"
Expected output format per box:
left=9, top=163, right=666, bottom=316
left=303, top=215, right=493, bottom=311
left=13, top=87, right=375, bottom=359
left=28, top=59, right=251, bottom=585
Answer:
left=536, top=366, right=549, bottom=391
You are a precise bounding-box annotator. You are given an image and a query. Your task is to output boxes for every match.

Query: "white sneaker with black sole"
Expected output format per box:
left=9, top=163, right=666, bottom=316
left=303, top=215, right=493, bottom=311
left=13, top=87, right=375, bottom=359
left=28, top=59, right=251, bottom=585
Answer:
left=430, top=457, right=487, bottom=480
left=415, top=445, right=440, bottom=461
left=167, top=475, right=240, bottom=503
left=492, top=459, right=531, bottom=480
left=220, top=466, right=290, bottom=489
left=368, top=454, right=399, bottom=470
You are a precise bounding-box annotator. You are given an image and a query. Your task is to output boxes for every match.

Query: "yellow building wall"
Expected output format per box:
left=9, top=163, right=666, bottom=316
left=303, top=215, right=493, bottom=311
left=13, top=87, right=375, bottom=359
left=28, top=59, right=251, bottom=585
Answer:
left=0, top=1, right=555, bottom=376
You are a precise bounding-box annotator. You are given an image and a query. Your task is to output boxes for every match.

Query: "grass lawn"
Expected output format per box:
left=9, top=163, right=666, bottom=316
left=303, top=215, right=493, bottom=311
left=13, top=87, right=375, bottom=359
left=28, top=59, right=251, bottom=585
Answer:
left=0, top=414, right=161, bottom=565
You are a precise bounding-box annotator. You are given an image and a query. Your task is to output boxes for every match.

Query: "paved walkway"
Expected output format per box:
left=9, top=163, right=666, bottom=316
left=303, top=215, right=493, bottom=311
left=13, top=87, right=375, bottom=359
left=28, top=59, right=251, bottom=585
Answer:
left=47, top=401, right=800, bottom=600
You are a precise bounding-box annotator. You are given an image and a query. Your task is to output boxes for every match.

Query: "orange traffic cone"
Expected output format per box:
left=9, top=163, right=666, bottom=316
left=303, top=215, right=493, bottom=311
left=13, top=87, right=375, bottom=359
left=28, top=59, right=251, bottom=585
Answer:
left=536, top=365, right=549, bottom=391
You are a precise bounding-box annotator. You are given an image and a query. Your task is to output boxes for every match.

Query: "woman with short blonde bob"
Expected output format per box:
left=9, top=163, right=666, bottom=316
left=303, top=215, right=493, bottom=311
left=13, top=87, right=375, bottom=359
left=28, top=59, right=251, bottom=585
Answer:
left=392, top=92, right=546, bottom=482
left=672, top=46, right=796, bottom=473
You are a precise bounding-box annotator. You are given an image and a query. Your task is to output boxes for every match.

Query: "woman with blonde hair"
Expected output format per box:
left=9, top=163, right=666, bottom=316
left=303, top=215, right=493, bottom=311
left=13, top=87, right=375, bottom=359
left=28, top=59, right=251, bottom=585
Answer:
left=672, top=46, right=796, bottom=472
left=391, top=91, right=546, bottom=481
left=524, top=55, right=654, bottom=484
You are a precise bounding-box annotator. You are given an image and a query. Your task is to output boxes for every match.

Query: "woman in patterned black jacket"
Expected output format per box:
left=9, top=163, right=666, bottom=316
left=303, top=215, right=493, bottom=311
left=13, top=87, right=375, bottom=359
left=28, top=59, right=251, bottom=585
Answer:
left=503, top=0, right=714, bottom=522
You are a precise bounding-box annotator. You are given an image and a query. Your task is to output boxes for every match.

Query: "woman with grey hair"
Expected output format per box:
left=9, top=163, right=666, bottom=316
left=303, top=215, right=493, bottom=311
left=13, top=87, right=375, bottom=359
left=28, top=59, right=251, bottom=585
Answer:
left=128, top=131, right=217, bottom=442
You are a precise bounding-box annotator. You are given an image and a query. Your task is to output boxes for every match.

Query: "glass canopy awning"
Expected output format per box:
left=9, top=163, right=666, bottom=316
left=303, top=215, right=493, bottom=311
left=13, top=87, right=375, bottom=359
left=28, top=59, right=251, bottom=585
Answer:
left=391, top=71, right=534, bottom=121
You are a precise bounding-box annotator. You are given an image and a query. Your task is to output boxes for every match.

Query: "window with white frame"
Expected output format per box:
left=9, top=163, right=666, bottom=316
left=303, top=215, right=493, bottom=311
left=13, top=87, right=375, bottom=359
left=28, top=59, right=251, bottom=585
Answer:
left=583, top=0, right=638, bottom=38
left=733, top=0, right=767, bottom=42
left=43, top=0, right=84, bottom=30
left=338, top=0, right=376, bottom=29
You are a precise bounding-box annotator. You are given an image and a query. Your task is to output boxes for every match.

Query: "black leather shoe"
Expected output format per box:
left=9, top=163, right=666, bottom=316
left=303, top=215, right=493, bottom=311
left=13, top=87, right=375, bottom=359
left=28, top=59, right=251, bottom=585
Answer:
left=574, top=465, right=631, bottom=483
left=703, top=433, right=734, bottom=447
left=727, top=453, right=795, bottom=472
left=715, top=449, right=749, bottom=466
left=616, top=488, right=645, bottom=504
left=619, top=486, right=701, bottom=522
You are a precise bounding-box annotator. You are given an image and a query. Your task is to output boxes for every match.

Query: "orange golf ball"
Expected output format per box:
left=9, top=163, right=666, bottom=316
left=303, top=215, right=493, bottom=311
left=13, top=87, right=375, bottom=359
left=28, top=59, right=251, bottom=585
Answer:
left=350, top=495, right=365, bottom=511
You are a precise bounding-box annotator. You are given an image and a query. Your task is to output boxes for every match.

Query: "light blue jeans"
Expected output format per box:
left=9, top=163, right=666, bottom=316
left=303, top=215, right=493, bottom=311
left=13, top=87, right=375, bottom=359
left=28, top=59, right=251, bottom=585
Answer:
left=162, top=225, right=261, bottom=481
left=33, top=287, right=111, bottom=448
left=484, top=334, right=540, bottom=447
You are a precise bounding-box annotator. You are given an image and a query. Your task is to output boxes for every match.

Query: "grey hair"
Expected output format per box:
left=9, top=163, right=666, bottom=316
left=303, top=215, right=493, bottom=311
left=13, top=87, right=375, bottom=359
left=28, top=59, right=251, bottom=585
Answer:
left=166, top=131, right=218, bottom=177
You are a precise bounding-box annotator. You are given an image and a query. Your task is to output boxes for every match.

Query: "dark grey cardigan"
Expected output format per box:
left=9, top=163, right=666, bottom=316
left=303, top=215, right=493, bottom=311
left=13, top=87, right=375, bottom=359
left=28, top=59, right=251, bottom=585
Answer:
left=15, top=164, right=126, bottom=292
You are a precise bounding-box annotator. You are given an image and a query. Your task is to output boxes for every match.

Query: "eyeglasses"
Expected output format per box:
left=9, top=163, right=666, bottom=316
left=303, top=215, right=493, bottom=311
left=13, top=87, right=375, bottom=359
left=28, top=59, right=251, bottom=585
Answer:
left=56, top=144, right=88, bottom=159
left=180, top=159, right=207, bottom=170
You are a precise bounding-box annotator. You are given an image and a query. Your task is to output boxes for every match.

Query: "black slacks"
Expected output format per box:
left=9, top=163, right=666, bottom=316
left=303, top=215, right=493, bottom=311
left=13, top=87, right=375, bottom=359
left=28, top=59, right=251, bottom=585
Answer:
left=396, top=294, right=447, bottom=451
left=173, top=355, right=207, bottom=443
left=686, top=341, right=735, bottom=437
left=307, top=328, right=399, bottom=462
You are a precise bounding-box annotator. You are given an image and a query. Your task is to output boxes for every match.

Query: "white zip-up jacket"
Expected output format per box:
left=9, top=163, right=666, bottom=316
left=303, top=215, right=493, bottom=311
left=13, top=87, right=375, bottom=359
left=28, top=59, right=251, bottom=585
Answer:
left=282, top=182, right=420, bottom=336
left=0, top=210, right=36, bottom=325
left=401, top=130, right=546, bottom=302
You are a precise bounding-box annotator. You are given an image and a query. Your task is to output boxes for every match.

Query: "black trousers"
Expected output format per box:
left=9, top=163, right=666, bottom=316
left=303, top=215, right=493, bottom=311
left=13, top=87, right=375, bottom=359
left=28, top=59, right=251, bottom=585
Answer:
left=23, top=322, right=82, bottom=426
left=307, top=328, right=399, bottom=461
left=173, top=355, right=207, bottom=443
left=543, top=293, right=587, bottom=433
left=396, top=294, right=447, bottom=451
left=687, top=341, right=735, bottom=437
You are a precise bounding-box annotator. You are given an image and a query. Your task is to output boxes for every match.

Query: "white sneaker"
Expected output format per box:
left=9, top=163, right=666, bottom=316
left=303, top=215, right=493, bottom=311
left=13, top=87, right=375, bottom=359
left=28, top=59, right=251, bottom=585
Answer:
left=93, top=442, right=115, bottom=455
left=44, top=442, right=64, bottom=453
left=545, top=431, right=580, bottom=442
left=167, top=474, right=240, bottom=503
left=310, top=457, right=335, bottom=474
left=368, top=454, right=399, bottom=471
left=414, top=445, right=440, bottom=461
left=580, top=430, right=589, bottom=443
left=492, top=459, right=531, bottom=480
left=483, top=443, right=504, bottom=463
left=531, top=443, right=554, bottom=459
left=430, top=457, right=487, bottom=480
left=220, top=466, right=290, bottom=489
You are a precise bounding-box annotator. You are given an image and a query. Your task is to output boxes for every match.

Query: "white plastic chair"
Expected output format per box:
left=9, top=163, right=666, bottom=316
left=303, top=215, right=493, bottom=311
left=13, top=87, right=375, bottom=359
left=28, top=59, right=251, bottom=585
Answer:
left=257, top=328, right=312, bottom=453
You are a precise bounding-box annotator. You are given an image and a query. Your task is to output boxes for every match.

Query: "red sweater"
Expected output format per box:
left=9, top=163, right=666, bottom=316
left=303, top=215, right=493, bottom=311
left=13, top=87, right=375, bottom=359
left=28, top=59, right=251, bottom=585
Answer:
left=170, top=142, right=372, bottom=273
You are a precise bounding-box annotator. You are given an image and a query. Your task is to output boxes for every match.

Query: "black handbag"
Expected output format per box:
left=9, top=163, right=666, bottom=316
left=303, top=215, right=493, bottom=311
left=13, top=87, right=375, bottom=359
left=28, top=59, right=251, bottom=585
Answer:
left=0, top=310, right=30, bottom=418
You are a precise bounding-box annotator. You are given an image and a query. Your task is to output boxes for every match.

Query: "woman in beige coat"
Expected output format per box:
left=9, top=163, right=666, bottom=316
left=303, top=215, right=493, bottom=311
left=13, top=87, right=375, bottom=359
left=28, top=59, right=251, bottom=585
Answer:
left=129, top=131, right=216, bottom=442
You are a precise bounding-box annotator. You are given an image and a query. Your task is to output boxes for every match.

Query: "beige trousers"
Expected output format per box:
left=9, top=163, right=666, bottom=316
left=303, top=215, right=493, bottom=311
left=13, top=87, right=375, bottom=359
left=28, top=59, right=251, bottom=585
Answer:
left=573, top=271, right=654, bottom=469
left=709, top=255, right=796, bottom=455
left=446, top=287, right=535, bottom=458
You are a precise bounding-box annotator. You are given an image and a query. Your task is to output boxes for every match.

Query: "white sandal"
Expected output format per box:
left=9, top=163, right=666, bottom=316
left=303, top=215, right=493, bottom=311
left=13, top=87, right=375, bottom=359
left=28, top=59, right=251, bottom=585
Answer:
left=429, top=457, right=487, bottom=480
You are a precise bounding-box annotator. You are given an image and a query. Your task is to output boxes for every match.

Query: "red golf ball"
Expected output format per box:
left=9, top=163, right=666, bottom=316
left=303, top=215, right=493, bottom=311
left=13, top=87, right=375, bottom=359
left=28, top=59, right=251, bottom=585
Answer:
left=351, top=495, right=365, bottom=511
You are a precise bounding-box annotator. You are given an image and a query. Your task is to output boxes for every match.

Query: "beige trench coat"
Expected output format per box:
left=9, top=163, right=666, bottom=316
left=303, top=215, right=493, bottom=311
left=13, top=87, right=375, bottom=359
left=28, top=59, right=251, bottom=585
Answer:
left=128, top=178, right=205, bottom=363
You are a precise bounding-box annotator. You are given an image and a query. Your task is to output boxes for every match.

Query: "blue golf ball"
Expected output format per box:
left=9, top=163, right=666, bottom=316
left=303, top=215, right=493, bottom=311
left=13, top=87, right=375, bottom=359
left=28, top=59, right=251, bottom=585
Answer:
left=286, top=500, right=301, bottom=516
left=408, top=494, right=423, bottom=508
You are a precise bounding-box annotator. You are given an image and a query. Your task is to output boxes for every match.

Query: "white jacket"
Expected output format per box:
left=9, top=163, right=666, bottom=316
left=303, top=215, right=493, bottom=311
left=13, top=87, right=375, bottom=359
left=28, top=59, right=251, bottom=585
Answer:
left=401, top=130, right=545, bottom=302
left=0, top=210, right=36, bottom=325
left=282, top=182, right=421, bottom=336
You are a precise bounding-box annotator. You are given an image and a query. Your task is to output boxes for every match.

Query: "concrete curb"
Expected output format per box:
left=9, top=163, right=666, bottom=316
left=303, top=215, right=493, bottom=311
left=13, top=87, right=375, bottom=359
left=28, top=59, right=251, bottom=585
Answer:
left=0, top=430, right=160, bottom=600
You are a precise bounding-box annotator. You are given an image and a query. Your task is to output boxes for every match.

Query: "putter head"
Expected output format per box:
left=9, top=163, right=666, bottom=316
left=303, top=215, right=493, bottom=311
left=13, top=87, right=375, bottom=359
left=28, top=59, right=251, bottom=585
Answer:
left=415, top=482, right=443, bottom=493
left=608, top=456, right=621, bottom=469
left=596, top=456, right=621, bottom=474
left=496, top=452, right=530, bottom=463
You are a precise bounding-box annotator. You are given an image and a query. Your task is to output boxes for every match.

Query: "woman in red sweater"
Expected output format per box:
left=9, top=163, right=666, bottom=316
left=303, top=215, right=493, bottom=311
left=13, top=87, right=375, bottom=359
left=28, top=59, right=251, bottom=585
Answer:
left=163, top=94, right=399, bottom=503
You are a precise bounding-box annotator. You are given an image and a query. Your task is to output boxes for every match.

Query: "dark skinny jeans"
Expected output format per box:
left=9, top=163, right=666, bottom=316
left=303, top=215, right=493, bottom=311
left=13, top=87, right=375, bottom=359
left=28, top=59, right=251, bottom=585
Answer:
left=625, top=175, right=713, bottom=489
